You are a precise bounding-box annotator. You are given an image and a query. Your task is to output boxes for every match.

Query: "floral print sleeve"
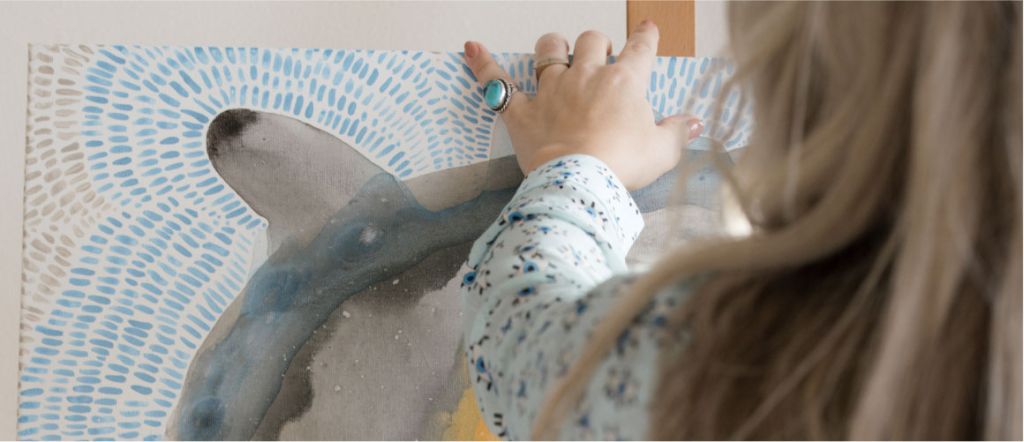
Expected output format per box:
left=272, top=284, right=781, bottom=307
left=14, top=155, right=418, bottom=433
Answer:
left=460, top=154, right=691, bottom=440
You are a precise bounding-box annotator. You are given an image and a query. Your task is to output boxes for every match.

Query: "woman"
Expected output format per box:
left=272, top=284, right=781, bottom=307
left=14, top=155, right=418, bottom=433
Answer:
left=459, top=2, right=1021, bottom=440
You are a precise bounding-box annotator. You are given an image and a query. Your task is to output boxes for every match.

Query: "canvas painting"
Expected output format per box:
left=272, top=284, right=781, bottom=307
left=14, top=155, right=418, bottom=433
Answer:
left=18, top=44, right=750, bottom=440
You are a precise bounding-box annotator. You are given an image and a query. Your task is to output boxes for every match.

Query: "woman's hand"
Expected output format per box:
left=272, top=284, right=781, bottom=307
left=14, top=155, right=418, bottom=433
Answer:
left=464, top=21, right=703, bottom=190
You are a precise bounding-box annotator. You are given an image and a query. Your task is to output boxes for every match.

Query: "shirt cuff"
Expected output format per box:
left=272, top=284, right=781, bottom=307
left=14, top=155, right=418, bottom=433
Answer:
left=467, top=154, right=645, bottom=271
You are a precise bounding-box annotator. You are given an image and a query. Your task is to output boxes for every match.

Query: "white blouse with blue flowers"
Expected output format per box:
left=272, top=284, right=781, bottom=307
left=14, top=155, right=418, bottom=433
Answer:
left=460, top=154, right=693, bottom=440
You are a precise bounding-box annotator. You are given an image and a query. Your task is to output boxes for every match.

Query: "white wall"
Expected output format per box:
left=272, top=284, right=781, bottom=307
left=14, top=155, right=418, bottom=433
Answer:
left=696, top=0, right=730, bottom=56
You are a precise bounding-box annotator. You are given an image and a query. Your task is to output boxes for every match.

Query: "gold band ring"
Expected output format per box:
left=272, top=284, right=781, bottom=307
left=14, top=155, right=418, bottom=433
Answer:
left=534, top=57, right=570, bottom=80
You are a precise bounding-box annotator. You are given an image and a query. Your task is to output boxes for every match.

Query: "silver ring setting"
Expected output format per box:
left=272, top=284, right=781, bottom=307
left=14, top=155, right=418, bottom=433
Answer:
left=484, top=78, right=519, bottom=113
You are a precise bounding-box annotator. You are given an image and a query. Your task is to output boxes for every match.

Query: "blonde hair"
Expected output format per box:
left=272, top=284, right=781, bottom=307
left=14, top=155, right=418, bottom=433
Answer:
left=533, top=2, right=1022, bottom=439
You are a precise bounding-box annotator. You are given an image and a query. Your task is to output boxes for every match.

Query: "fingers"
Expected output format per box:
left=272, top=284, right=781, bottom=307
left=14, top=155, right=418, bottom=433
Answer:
left=534, top=33, right=570, bottom=85
left=464, top=41, right=510, bottom=86
left=657, top=114, right=704, bottom=150
left=617, top=19, right=660, bottom=83
left=464, top=41, right=529, bottom=118
left=650, top=114, right=703, bottom=173
left=572, top=30, right=613, bottom=67
left=659, top=113, right=704, bottom=139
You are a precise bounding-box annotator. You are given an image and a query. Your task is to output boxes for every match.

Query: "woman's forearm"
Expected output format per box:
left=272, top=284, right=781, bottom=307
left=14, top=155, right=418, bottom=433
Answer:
left=460, top=154, right=645, bottom=438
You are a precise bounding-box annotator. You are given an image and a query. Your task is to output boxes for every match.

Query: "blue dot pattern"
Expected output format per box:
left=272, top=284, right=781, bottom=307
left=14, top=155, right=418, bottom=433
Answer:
left=19, top=45, right=750, bottom=440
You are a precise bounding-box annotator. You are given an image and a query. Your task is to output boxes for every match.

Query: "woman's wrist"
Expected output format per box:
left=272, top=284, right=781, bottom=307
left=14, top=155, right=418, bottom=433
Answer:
left=521, top=143, right=578, bottom=175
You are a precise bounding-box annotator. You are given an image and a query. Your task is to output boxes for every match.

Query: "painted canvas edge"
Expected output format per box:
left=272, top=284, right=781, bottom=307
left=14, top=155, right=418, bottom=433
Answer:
left=16, top=44, right=749, bottom=440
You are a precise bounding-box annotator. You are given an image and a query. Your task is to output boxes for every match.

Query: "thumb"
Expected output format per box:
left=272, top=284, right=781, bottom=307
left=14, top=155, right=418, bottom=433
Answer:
left=657, top=114, right=704, bottom=144
left=647, top=115, right=703, bottom=177
left=654, top=114, right=703, bottom=162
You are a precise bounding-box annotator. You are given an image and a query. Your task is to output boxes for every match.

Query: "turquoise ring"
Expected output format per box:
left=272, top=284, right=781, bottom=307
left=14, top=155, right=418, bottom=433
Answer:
left=483, top=78, right=519, bottom=113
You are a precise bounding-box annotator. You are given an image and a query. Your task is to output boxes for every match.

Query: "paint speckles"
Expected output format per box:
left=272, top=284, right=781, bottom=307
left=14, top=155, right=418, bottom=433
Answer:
left=20, top=43, right=752, bottom=440
left=358, top=224, right=381, bottom=245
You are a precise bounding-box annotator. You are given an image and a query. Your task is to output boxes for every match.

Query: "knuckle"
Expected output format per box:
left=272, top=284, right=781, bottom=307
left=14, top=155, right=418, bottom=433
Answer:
left=470, top=58, right=492, bottom=73
left=627, top=39, right=654, bottom=55
left=637, top=22, right=660, bottom=38
left=536, top=37, right=568, bottom=55
left=481, top=64, right=504, bottom=80
left=569, top=63, right=597, bottom=77
left=537, top=32, right=568, bottom=45
left=600, top=66, right=637, bottom=87
left=507, top=100, right=531, bottom=121
left=604, top=65, right=630, bottom=79
left=482, top=61, right=501, bottom=74
left=579, top=30, right=608, bottom=42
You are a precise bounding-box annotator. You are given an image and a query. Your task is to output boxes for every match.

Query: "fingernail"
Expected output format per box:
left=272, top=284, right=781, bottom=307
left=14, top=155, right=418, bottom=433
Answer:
left=688, top=119, right=704, bottom=139
left=464, top=41, right=479, bottom=58
left=641, top=18, right=654, bottom=26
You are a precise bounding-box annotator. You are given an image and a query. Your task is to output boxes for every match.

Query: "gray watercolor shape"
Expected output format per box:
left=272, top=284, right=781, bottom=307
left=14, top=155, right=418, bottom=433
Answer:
left=166, top=109, right=733, bottom=440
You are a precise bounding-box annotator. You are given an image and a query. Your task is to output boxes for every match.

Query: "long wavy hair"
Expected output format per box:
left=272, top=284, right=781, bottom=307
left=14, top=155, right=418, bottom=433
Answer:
left=533, top=2, right=1022, bottom=439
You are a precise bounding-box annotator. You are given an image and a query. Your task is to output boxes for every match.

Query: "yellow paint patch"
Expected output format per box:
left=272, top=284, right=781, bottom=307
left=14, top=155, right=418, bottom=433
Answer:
left=439, top=386, right=499, bottom=441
